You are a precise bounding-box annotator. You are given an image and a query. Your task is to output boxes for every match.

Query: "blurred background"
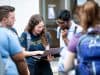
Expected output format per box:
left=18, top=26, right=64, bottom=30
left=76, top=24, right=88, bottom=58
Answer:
left=0, top=0, right=100, bottom=75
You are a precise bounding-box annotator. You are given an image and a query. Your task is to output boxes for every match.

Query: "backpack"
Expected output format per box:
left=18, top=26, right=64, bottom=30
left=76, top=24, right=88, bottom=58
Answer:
left=25, top=32, right=31, bottom=51
left=76, top=30, right=100, bottom=75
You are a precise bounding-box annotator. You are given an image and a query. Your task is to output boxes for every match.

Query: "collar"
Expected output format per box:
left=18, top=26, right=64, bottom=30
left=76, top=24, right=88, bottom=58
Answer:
left=87, top=27, right=94, bottom=32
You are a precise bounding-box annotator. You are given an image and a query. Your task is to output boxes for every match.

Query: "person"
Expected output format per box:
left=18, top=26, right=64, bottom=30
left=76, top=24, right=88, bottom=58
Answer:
left=72, top=5, right=83, bottom=25
left=64, top=1, right=100, bottom=75
left=0, top=5, right=18, bottom=35
left=0, top=5, right=29, bottom=75
left=56, top=10, right=82, bottom=75
left=20, top=14, right=53, bottom=75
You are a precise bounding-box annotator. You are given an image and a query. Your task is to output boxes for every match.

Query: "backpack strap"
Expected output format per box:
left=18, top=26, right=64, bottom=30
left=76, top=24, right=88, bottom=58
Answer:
left=77, top=34, right=87, bottom=52
left=25, top=32, right=31, bottom=51
left=74, top=26, right=77, bottom=34
left=9, top=28, right=18, bottom=35
left=92, top=61, right=96, bottom=75
left=76, top=34, right=87, bottom=61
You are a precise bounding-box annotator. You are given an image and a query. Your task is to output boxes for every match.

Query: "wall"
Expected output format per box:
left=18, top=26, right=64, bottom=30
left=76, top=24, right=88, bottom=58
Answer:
left=95, top=0, right=100, bottom=6
left=0, top=0, right=39, bottom=36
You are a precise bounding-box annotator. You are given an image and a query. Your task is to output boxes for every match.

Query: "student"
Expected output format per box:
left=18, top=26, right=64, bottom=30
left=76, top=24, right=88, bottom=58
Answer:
left=0, top=5, right=29, bottom=75
left=0, top=6, right=18, bottom=35
left=56, top=10, right=82, bottom=75
left=20, top=14, right=53, bottom=75
left=64, top=1, right=100, bottom=75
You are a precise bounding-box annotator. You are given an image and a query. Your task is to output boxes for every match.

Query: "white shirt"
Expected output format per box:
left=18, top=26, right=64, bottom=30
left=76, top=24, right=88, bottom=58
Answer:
left=58, top=20, right=82, bottom=71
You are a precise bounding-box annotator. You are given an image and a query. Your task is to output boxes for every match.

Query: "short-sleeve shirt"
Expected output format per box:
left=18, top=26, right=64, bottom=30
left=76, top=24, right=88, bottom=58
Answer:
left=58, top=21, right=82, bottom=71
left=0, top=27, right=22, bottom=75
left=68, top=33, right=82, bottom=53
left=68, top=27, right=95, bottom=53
left=20, top=32, right=45, bottom=64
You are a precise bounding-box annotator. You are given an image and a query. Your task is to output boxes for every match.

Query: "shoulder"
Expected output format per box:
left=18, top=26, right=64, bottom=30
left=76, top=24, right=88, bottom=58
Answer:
left=10, top=28, right=18, bottom=35
left=21, top=31, right=28, bottom=35
left=73, top=24, right=82, bottom=34
left=20, top=32, right=28, bottom=40
left=68, top=33, right=82, bottom=53
left=20, top=31, right=31, bottom=42
left=70, top=21, right=82, bottom=33
left=76, top=25, right=82, bottom=32
left=0, top=27, right=9, bottom=40
left=74, top=32, right=82, bottom=38
left=20, top=31, right=29, bottom=37
left=0, top=28, right=18, bottom=38
left=0, top=27, right=9, bottom=32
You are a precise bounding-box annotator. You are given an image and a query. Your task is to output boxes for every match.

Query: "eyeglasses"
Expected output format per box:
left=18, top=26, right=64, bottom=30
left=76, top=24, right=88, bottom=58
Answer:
left=56, top=20, right=70, bottom=30
left=56, top=20, right=65, bottom=25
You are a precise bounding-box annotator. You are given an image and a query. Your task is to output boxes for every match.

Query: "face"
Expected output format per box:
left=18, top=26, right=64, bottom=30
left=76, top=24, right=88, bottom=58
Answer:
left=4, top=12, right=15, bottom=27
left=56, top=19, right=71, bottom=30
left=33, top=21, right=45, bottom=35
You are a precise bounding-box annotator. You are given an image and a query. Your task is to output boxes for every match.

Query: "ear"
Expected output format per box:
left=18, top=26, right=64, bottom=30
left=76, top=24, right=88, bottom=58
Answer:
left=2, top=17, right=8, bottom=23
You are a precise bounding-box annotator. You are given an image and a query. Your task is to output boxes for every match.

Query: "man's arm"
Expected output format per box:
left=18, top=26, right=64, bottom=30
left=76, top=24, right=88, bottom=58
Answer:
left=8, top=30, right=29, bottom=75
left=64, top=50, right=75, bottom=72
left=12, top=52, right=29, bottom=75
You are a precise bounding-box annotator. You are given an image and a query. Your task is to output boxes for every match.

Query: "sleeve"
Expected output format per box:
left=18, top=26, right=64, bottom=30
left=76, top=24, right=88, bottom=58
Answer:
left=20, top=32, right=27, bottom=48
left=68, top=35, right=79, bottom=53
left=8, top=31, right=22, bottom=56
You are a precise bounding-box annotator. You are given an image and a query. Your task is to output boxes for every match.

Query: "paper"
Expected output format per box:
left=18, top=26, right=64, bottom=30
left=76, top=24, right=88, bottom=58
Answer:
left=48, top=4, right=56, bottom=19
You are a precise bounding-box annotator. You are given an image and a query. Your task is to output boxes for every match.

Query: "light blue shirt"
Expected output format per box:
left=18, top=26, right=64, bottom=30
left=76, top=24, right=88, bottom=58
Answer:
left=0, top=27, right=22, bottom=75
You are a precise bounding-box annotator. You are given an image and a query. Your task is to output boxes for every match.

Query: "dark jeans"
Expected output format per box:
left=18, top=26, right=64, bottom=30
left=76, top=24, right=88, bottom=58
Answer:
left=28, top=60, right=53, bottom=75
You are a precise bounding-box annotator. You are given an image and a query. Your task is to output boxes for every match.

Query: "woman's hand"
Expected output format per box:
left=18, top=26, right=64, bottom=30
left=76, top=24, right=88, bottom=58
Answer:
left=47, top=54, right=54, bottom=61
left=35, top=51, right=44, bottom=55
left=22, top=47, right=44, bottom=57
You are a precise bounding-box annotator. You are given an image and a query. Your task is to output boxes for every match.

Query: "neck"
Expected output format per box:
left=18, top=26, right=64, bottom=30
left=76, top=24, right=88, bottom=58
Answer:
left=32, top=31, right=38, bottom=36
left=0, top=21, right=6, bottom=27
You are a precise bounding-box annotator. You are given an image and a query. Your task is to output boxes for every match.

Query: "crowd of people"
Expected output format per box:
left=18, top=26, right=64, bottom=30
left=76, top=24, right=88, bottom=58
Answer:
left=0, top=0, right=100, bottom=75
